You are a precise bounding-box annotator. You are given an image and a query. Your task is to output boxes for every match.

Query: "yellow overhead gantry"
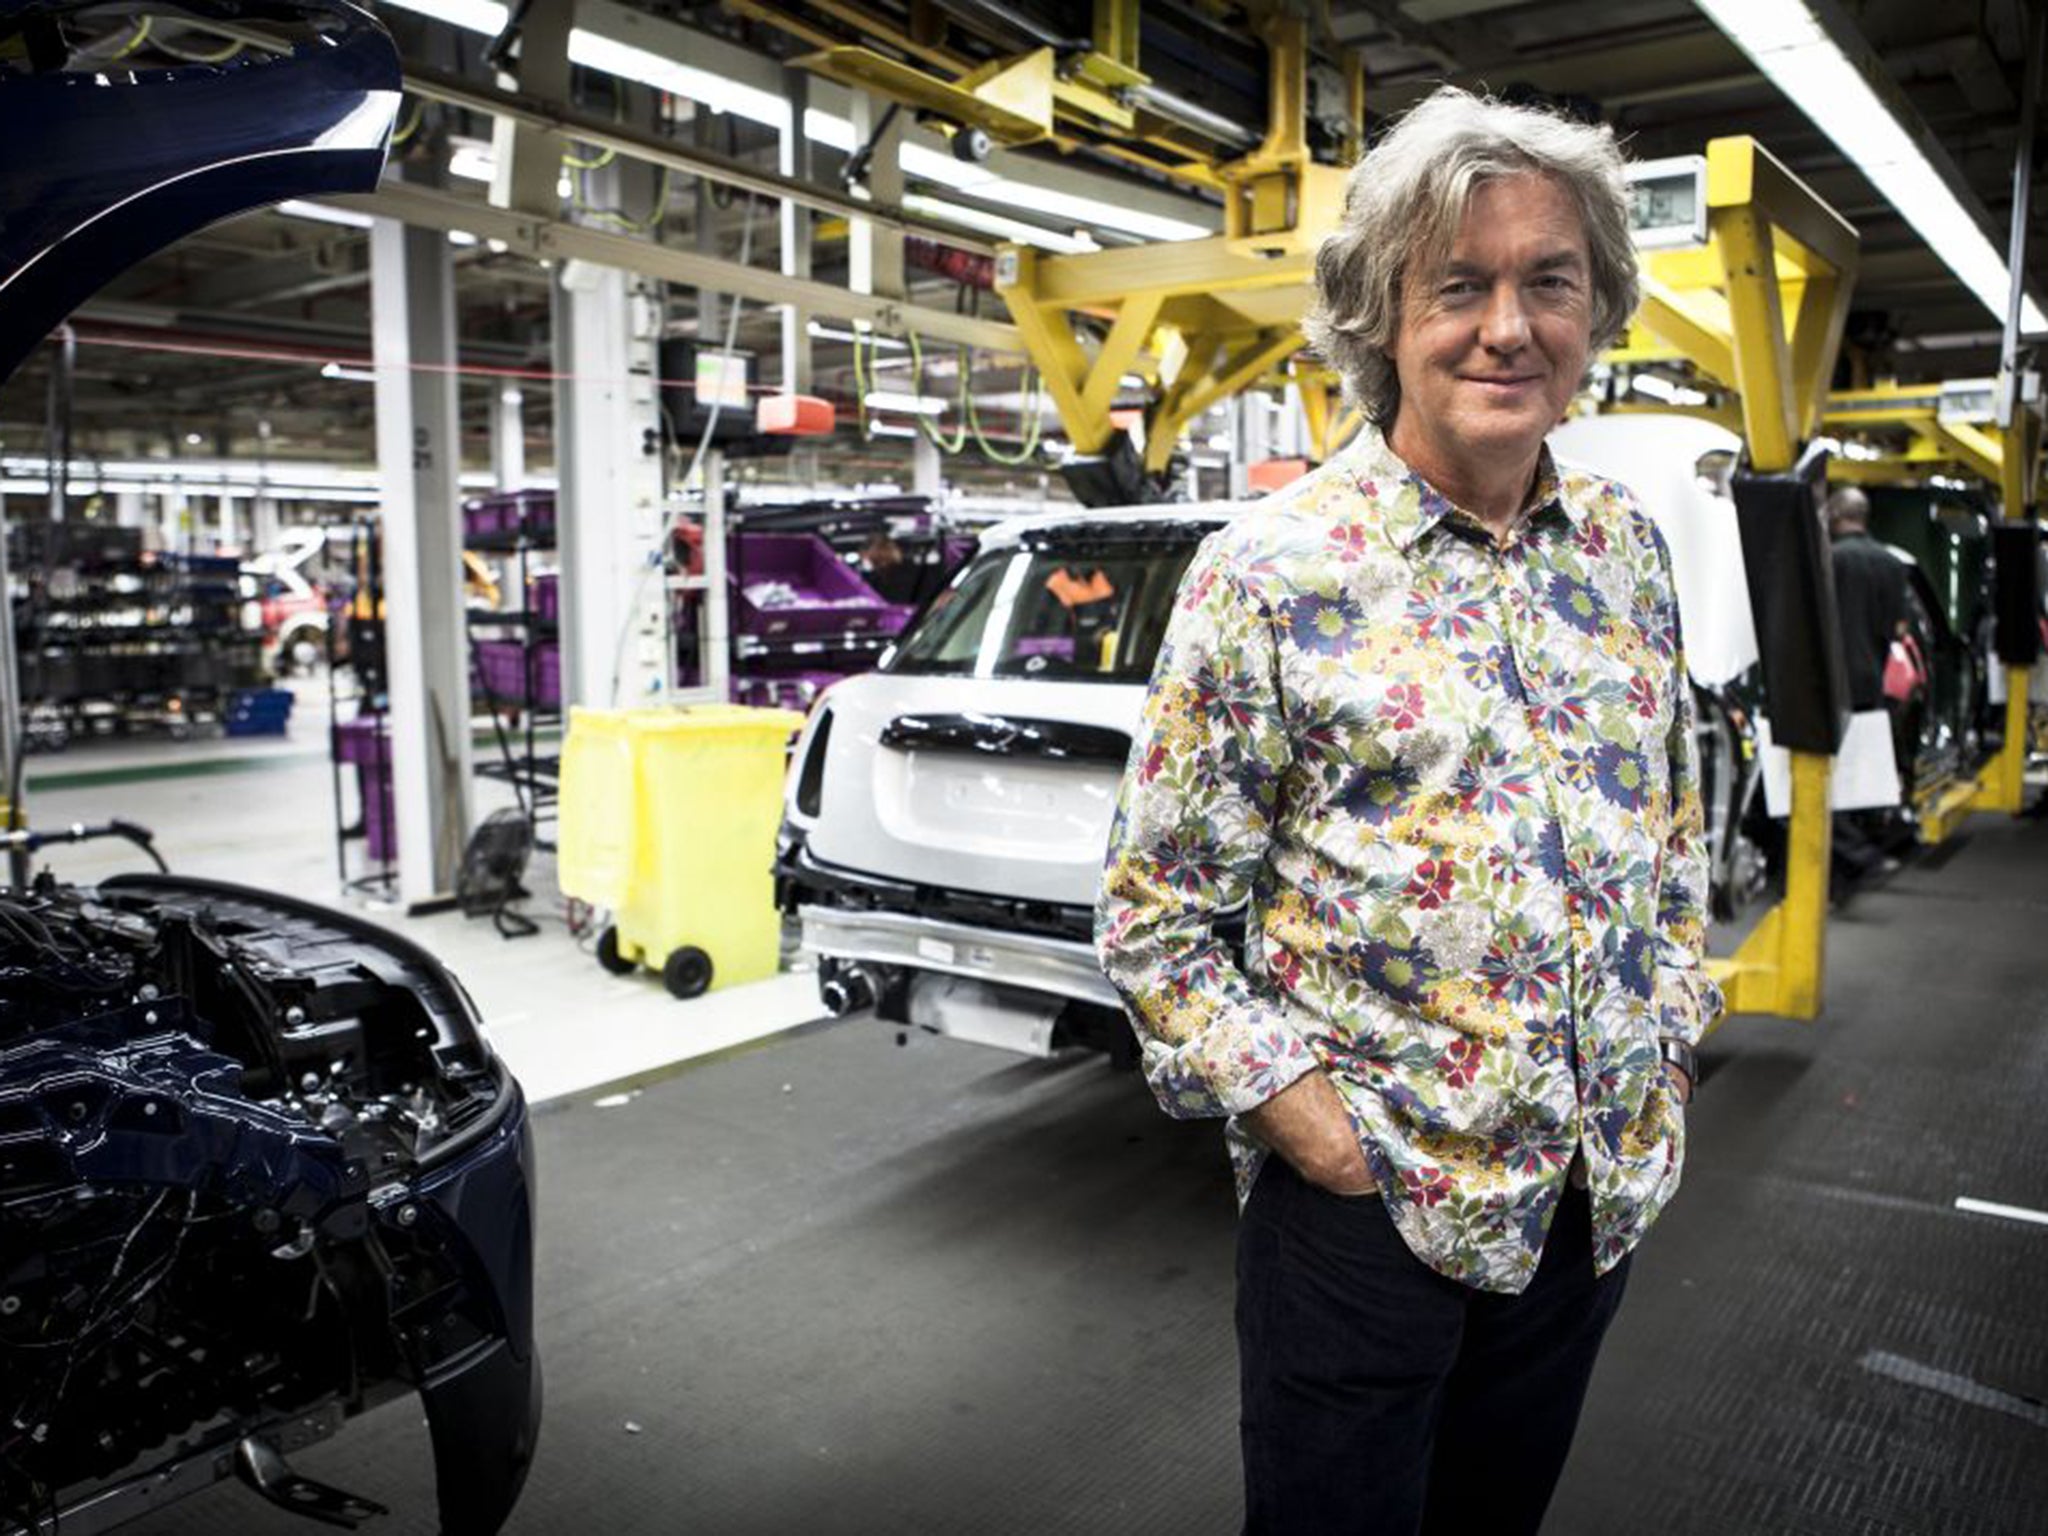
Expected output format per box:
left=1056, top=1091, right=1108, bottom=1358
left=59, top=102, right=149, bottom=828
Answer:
left=1615, top=138, right=1861, bottom=1025
left=987, top=4, right=1352, bottom=480
left=746, top=0, right=1357, bottom=484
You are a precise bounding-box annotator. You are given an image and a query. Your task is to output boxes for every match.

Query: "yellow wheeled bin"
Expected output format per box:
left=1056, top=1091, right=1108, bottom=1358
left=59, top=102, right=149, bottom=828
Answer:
left=558, top=704, right=804, bottom=998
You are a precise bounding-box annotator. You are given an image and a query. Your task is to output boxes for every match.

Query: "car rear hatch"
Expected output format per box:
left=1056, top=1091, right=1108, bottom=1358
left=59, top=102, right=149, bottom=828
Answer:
left=797, top=672, right=1144, bottom=908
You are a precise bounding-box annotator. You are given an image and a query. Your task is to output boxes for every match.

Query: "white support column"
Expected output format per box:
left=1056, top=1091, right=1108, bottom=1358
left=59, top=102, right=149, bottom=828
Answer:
left=161, top=493, right=187, bottom=553
left=492, top=386, right=526, bottom=490
left=848, top=92, right=906, bottom=303
left=371, top=211, right=474, bottom=909
left=699, top=446, right=729, bottom=702
left=114, top=489, right=146, bottom=530
left=912, top=433, right=942, bottom=498
left=251, top=494, right=280, bottom=554
left=553, top=257, right=666, bottom=709
left=778, top=66, right=815, bottom=397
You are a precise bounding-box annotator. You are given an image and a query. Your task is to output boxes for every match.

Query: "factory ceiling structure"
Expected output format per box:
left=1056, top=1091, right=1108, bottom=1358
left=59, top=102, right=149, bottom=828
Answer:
left=0, top=0, right=2041, bottom=483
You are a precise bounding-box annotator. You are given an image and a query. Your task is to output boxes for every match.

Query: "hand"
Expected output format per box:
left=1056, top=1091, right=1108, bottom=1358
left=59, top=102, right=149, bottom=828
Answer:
left=1241, top=1070, right=1376, bottom=1196
left=1664, top=1060, right=1693, bottom=1107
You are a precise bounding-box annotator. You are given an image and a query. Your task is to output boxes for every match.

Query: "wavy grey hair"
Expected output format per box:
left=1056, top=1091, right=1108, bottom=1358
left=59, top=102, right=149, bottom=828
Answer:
left=1303, top=87, right=1640, bottom=430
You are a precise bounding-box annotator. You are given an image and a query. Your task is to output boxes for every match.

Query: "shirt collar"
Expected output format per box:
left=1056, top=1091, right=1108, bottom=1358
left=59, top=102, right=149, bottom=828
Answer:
left=1338, top=427, right=1587, bottom=553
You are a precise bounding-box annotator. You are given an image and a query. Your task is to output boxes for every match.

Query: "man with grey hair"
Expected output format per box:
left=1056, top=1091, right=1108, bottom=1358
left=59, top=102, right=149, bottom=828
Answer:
left=1098, top=86, right=1720, bottom=1534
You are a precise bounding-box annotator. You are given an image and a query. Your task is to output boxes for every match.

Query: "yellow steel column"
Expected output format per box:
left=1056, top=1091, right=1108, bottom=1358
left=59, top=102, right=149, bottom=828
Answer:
left=993, top=246, right=1116, bottom=455
left=1712, top=147, right=1831, bottom=1021
left=1975, top=410, right=2040, bottom=814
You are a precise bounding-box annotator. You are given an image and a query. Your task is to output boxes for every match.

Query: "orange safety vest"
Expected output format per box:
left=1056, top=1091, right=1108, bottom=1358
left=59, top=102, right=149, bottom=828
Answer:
left=1045, top=567, right=1115, bottom=609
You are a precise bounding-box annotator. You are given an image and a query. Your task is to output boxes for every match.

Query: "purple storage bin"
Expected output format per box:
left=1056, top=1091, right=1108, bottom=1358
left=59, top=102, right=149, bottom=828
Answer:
left=475, top=640, right=561, bottom=708
left=730, top=671, right=844, bottom=710
left=530, top=572, right=559, bottom=623
left=732, top=533, right=893, bottom=638
left=361, top=762, right=395, bottom=863
left=463, top=489, right=556, bottom=544
left=334, top=716, right=389, bottom=765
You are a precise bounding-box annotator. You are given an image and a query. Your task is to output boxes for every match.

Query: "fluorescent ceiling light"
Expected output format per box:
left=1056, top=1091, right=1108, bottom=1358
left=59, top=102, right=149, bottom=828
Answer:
left=899, top=141, right=999, bottom=193
left=973, top=180, right=1209, bottom=243
left=866, top=422, right=918, bottom=438
left=320, top=362, right=379, bottom=383
left=448, top=229, right=480, bottom=246
left=902, top=194, right=1094, bottom=254
left=568, top=30, right=792, bottom=129
left=1629, top=373, right=1708, bottom=406
left=1897, top=329, right=2002, bottom=351
left=276, top=199, right=373, bottom=229
left=448, top=139, right=496, bottom=183
left=863, top=390, right=950, bottom=415
left=376, top=0, right=1218, bottom=246
left=804, top=110, right=857, bottom=152
left=1695, top=0, right=2046, bottom=333
left=806, top=322, right=906, bottom=349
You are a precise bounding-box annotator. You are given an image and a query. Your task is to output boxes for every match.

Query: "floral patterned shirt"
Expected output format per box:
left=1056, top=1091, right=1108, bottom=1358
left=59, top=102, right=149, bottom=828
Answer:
left=1096, top=428, right=1722, bottom=1294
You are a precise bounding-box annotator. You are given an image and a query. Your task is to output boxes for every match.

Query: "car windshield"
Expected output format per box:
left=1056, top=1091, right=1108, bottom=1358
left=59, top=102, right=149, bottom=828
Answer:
left=887, top=532, right=1204, bottom=684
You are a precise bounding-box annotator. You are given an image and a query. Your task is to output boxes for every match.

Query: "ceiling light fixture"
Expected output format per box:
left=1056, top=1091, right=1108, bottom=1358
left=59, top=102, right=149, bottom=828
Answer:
left=901, top=194, right=1093, bottom=254
left=862, top=391, right=950, bottom=416
left=806, top=322, right=906, bottom=349
left=376, top=0, right=1214, bottom=244
left=1629, top=372, right=1710, bottom=407
left=275, top=198, right=374, bottom=229
left=1694, top=0, right=2046, bottom=332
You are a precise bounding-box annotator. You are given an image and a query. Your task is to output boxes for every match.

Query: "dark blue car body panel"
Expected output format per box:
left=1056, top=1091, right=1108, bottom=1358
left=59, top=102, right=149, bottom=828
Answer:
left=0, top=0, right=400, bottom=383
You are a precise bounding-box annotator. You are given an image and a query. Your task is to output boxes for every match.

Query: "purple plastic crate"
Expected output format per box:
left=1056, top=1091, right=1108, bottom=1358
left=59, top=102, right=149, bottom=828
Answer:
left=732, top=533, right=894, bottom=639
left=334, top=716, right=389, bottom=765
left=475, top=640, right=560, bottom=708
left=531, top=572, right=558, bottom=623
left=730, top=671, right=844, bottom=709
left=361, top=762, right=395, bottom=863
left=463, top=489, right=555, bottom=544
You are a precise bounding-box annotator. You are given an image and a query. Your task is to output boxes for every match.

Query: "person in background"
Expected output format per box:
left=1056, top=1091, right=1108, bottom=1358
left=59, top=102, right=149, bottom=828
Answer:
left=1824, top=485, right=1920, bottom=890
left=1097, top=86, right=1719, bottom=1536
left=858, top=529, right=922, bottom=606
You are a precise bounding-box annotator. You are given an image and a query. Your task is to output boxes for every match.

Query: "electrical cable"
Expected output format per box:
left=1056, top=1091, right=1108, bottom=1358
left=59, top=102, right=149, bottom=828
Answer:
left=150, top=25, right=243, bottom=63
left=907, top=332, right=969, bottom=454
left=604, top=193, right=757, bottom=707
left=111, top=15, right=152, bottom=58
left=389, top=96, right=424, bottom=147
left=965, top=354, right=1045, bottom=464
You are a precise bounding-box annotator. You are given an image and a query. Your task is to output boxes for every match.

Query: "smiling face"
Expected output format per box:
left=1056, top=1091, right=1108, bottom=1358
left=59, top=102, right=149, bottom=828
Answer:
left=1386, top=172, right=1594, bottom=511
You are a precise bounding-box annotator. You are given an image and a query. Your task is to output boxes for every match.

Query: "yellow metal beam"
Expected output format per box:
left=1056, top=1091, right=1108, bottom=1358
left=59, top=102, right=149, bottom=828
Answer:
left=1024, top=236, right=1312, bottom=309
left=1917, top=773, right=1983, bottom=844
left=1146, top=326, right=1305, bottom=474
left=1631, top=278, right=1738, bottom=393
left=1720, top=750, right=1832, bottom=1018
left=1973, top=683, right=2033, bottom=814
left=1079, top=291, right=1164, bottom=422
left=1712, top=200, right=1798, bottom=468
left=796, top=45, right=1054, bottom=144
left=1705, top=136, right=1859, bottom=279
left=995, top=247, right=1115, bottom=453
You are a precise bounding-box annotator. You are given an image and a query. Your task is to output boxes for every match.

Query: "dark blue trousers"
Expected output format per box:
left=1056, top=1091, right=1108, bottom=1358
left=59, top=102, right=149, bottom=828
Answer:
left=1236, top=1159, right=1630, bottom=1536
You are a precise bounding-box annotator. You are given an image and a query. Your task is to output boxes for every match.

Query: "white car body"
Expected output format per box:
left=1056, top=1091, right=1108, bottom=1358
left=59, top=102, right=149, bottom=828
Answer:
left=776, top=503, right=1237, bottom=1056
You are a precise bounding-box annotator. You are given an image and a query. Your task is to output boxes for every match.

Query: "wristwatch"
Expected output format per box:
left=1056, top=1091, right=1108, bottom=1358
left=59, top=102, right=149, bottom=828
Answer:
left=1658, top=1037, right=1698, bottom=1092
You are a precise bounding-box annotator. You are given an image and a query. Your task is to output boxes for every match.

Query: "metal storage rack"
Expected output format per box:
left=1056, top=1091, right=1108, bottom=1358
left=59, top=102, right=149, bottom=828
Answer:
left=464, top=489, right=561, bottom=850
left=8, top=522, right=266, bottom=748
